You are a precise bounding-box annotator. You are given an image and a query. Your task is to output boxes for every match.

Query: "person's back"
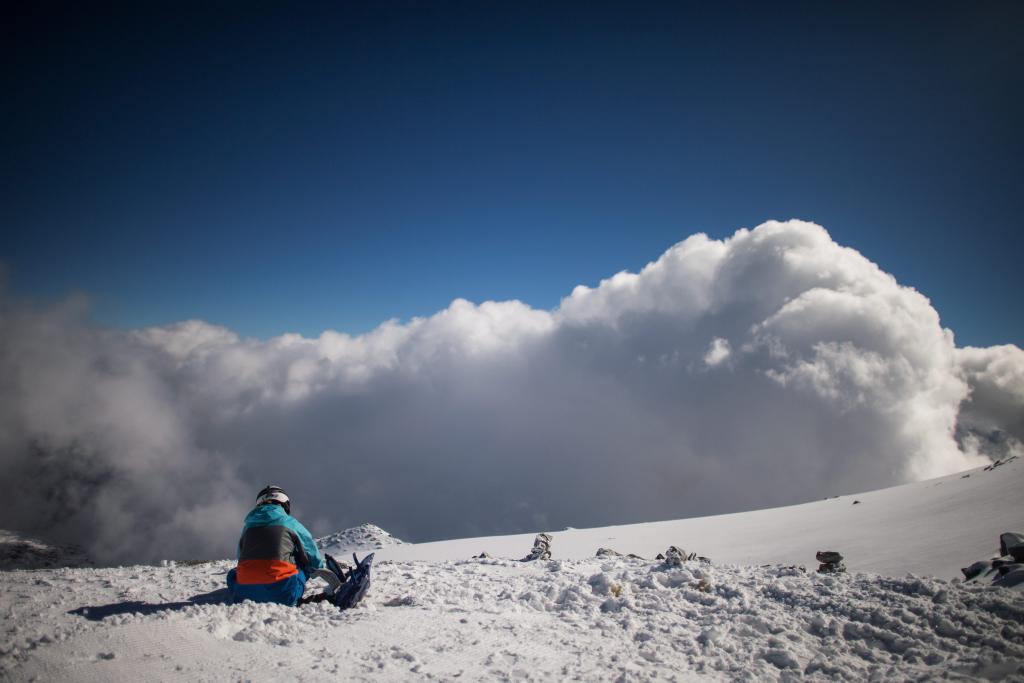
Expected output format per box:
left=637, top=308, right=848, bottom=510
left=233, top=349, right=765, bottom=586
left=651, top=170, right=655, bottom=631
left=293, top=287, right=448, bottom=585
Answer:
left=227, top=485, right=324, bottom=606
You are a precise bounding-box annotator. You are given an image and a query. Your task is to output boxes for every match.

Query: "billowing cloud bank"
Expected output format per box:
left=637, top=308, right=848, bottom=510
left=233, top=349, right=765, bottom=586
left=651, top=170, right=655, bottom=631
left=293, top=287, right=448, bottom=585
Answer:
left=2, top=220, right=1021, bottom=564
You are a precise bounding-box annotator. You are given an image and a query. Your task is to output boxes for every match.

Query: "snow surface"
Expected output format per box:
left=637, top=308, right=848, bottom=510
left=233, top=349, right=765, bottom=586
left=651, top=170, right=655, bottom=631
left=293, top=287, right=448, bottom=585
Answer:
left=2, top=459, right=1022, bottom=681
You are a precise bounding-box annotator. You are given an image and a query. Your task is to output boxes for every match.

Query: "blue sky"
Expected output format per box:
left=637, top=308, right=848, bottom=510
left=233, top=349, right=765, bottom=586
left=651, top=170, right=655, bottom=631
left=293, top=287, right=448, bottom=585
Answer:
left=2, top=2, right=1021, bottom=345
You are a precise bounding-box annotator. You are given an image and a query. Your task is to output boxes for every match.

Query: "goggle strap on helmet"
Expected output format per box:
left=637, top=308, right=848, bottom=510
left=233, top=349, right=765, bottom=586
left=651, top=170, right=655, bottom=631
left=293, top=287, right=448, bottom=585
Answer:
left=256, top=484, right=291, bottom=515
left=257, top=484, right=286, bottom=499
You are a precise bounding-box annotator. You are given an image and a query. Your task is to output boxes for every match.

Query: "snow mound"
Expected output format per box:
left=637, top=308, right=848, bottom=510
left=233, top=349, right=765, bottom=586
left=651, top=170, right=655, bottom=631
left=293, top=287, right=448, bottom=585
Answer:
left=0, top=530, right=92, bottom=570
left=316, top=523, right=404, bottom=555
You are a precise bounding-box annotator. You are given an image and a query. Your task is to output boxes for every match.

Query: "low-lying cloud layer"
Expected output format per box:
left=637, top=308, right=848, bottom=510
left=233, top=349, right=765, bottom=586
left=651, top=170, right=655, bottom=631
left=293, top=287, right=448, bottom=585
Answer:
left=2, top=220, right=1021, bottom=564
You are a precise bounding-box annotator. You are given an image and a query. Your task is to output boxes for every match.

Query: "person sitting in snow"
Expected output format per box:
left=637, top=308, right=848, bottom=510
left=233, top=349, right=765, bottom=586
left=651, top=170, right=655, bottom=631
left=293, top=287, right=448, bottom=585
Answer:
left=226, top=484, right=325, bottom=606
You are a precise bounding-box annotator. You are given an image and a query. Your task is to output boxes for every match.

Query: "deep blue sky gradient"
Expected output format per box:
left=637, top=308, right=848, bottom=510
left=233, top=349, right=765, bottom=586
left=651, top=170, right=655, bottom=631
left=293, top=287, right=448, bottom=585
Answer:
left=2, top=2, right=1021, bottom=344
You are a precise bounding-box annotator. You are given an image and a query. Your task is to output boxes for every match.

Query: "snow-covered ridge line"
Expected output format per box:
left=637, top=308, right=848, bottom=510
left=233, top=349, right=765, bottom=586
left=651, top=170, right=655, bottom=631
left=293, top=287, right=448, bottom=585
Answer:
left=5, top=457, right=1020, bottom=579
left=377, top=457, right=1024, bottom=580
left=0, top=530, right=92, bottom=571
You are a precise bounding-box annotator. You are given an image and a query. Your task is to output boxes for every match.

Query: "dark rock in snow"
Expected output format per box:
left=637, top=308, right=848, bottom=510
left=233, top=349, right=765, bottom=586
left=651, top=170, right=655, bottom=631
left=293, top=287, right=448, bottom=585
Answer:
left=984, top=455, right=1018, bottom=471
left=595, top=548, right=646, bottom=560
left=520, top=533, right=552, bottom=561
left=961, top=532, right=1024, bottom=587
left=994, top=567, right=1024, bottom=589
left=816, top=550, right=846, bottom=574
left=962, top=560, right=993, bottom=581
left=999, top=532, right=1024, bottom=560
left=663, top=546, right=697, bottom=568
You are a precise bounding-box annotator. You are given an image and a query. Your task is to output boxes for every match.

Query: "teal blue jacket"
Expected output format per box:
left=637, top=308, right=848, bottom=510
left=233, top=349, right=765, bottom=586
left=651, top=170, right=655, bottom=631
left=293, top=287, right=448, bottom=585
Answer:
left=237, top=503, right=324, bottom=571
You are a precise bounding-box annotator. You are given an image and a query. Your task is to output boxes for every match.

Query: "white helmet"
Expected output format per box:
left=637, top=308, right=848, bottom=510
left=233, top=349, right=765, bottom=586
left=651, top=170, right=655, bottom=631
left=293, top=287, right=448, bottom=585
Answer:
left=256, top=484, right=291, bottom=515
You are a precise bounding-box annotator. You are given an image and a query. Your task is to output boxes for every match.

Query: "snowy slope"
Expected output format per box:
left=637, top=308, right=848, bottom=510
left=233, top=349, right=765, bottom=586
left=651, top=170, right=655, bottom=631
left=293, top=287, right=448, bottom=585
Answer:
left=1, top=460, right=1022, bottom=681
left=379, top=456, right=1024, bottom=579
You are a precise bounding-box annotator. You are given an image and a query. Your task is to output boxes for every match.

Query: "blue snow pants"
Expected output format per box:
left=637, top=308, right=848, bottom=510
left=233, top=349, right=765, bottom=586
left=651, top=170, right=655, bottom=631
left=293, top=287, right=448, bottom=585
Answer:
left=226, top=567, right=308, bottom=606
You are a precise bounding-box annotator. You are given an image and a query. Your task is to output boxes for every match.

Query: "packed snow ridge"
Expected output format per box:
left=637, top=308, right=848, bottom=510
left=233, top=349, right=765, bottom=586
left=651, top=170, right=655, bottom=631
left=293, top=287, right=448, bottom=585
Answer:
left=1, top=459, right=1022, bottom=681
left=317, top=523, right=406, bottom=555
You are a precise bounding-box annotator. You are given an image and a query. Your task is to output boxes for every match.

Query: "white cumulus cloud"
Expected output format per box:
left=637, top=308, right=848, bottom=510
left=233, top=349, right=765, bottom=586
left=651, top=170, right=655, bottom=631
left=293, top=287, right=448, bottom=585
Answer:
left=704, top=338, right=731, bottom=366
left=0, top=220, right=1019, bottom=564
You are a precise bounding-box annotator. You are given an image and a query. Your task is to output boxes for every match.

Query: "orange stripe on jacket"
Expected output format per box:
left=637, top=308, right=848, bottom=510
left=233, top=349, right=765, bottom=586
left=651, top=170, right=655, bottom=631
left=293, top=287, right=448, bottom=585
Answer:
left=236, top=559, right=300, bottom=584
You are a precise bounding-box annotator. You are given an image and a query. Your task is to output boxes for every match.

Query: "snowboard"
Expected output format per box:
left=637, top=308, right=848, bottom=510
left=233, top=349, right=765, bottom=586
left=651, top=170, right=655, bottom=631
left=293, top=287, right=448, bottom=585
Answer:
left=328, top=552, right=374, bottom=610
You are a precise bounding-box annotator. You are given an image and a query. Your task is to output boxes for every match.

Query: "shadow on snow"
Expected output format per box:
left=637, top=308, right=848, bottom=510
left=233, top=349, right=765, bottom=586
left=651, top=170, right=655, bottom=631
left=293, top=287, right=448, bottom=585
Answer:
left=69, top=587, right=232, bottom=621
